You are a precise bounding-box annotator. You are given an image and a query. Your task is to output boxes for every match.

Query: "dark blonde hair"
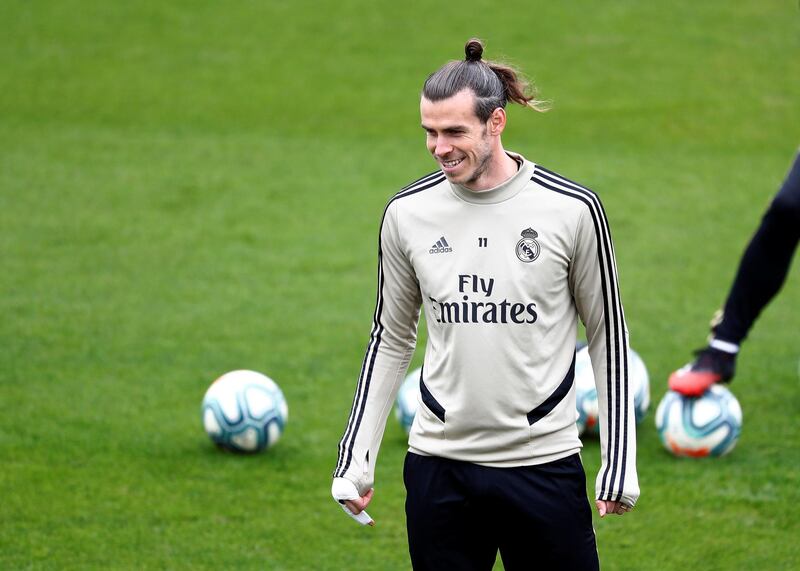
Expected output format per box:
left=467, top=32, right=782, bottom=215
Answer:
left=422, top=38, right=548, bottom=121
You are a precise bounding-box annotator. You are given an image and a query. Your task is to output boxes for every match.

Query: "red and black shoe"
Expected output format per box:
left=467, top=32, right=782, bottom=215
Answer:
left=668, top=347, right=736, bottom=397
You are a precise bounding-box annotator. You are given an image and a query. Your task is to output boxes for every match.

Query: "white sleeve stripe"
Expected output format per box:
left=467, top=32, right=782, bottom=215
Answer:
left=531, top=168, right=630, bottom=500
left=334, top=173, right=445, bottom=478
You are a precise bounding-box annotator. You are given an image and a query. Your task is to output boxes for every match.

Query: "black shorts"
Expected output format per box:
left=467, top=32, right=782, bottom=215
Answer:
left=404, top=452, right=599, bottom=571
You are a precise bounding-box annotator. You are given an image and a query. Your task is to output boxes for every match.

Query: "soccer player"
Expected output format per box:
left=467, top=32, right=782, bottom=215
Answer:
left=669, top=151, right=800, bottom=396
left=332, top=38, right=639, bottom=570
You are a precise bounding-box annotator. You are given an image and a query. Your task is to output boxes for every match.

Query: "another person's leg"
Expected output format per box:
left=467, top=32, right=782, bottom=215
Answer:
left=713, top=153, right=800, bottom=345
left=671, top=152, right=800, bottom=396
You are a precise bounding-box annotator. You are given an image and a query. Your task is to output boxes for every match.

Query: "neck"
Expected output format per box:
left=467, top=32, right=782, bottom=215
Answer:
left=464, top=147, right=519, bottom=191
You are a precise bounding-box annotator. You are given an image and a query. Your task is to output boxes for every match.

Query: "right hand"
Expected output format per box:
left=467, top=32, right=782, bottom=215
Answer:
left=331, top=477, right=375, bottom=526
left=595, top=499, right=632, bottom=517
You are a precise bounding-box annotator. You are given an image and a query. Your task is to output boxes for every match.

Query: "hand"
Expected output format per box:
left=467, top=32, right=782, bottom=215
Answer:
left=595, top=499, right=632, bottom=518
left=331, top=477, right=375, bottom=526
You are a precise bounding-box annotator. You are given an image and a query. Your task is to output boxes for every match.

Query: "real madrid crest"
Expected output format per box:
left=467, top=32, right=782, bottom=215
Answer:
left=515, top=227, right=541, bottom=263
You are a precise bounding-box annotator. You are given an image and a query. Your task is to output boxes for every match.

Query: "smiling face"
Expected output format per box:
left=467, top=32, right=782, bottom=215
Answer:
left=420, top=89, right=509, bottom=190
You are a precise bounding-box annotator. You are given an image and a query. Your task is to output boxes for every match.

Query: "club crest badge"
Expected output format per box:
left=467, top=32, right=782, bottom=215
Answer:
left=515, top=228, right=541, bottom=263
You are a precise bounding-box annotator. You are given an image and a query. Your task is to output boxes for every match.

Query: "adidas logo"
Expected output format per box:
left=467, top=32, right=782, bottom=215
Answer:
left=429, top=236, right=453, bottom=254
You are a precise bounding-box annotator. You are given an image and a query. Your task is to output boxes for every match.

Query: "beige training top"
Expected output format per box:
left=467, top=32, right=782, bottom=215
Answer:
left=334, top=153, right=639, bottom=507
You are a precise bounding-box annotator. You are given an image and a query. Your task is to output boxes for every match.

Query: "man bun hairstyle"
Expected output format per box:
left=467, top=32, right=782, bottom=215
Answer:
left=423, top=38, right=549, bottom=122
left=465, top=38, right=483, bottom=62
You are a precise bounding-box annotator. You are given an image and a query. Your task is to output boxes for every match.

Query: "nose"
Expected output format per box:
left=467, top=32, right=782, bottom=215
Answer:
left=433, top=136, right=453, bottom=157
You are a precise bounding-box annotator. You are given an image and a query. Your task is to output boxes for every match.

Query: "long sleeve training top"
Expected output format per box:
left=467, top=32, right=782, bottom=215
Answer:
left=334, top=153, right=639, bottom=507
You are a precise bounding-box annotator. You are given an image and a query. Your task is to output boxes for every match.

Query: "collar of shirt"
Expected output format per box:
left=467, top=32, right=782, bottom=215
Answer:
left=449, top=152, right=535, bottom=205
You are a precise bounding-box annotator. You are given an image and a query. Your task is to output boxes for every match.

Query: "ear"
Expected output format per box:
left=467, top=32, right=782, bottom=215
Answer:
left=487, top=107, right=507, bottom=136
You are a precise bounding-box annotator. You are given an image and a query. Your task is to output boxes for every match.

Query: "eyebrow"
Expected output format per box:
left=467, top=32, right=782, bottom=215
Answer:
left=421, top=124, right=468, bottom=134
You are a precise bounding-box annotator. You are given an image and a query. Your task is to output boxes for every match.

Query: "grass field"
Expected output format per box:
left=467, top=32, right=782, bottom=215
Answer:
left=1, top=1, right=799, bottom=569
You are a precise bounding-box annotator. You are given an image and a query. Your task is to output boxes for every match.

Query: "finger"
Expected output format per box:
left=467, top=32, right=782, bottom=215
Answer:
left=357, top=510, right=375, bottom=526
left=340, top=503, right=375, bottom=526
left=351, top=509, right=374, bottom=526
left=343, top=499, right=362, bottom=514
left=595, top=500, right=607, bottom=518
left=344, top=488, right=375, bottom=513
left=607, top=502, right=630, bottom=516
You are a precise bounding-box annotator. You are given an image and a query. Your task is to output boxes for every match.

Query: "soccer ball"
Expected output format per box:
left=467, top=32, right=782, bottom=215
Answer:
left=201, top=370, right=288, bottom=453
left=574, top=344, right=650, bottom=436
left=655, top=385, right=742, bottom=457
left=395, top=367, right=421, bottom=434
left=629, top=349, right=650, bottom=424
left=574, top=348, right=599, bottom=435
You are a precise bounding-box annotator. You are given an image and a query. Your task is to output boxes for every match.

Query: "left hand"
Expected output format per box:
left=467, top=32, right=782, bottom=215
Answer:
left=331, top=477, right=375, bottom=526
left=595, top=500, right=632, bottom=518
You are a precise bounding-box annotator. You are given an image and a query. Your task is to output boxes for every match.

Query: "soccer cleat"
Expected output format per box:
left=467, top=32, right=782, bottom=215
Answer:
left=668, top=347, right=736, bottom=397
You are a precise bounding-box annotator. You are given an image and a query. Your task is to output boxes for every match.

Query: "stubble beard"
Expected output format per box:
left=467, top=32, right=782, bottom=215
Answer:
left=463, top=141, right=494, bottom=188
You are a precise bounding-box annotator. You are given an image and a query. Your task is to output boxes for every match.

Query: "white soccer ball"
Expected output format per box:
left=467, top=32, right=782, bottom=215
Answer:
left=201, top=370, right=288, bottom=453
left=395, top=367, right=421, bottom=434
left=574, top=348, right=599, bottom=436
left=655, top=385, right=742, bottom=457
left=574, top=344, right=650, bottom=436
left=629, top=349, right=651, bottom=424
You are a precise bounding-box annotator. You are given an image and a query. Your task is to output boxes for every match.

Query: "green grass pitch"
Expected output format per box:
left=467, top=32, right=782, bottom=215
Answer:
left=1, top=1, right=799, bottom=569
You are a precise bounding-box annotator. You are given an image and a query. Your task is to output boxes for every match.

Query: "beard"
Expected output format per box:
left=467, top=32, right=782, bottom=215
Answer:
left=463, top=138, right=494, bottom=187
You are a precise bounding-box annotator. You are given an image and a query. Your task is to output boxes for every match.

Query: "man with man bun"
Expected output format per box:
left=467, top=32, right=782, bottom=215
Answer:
left=332, top=38, right=639, bottom=570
